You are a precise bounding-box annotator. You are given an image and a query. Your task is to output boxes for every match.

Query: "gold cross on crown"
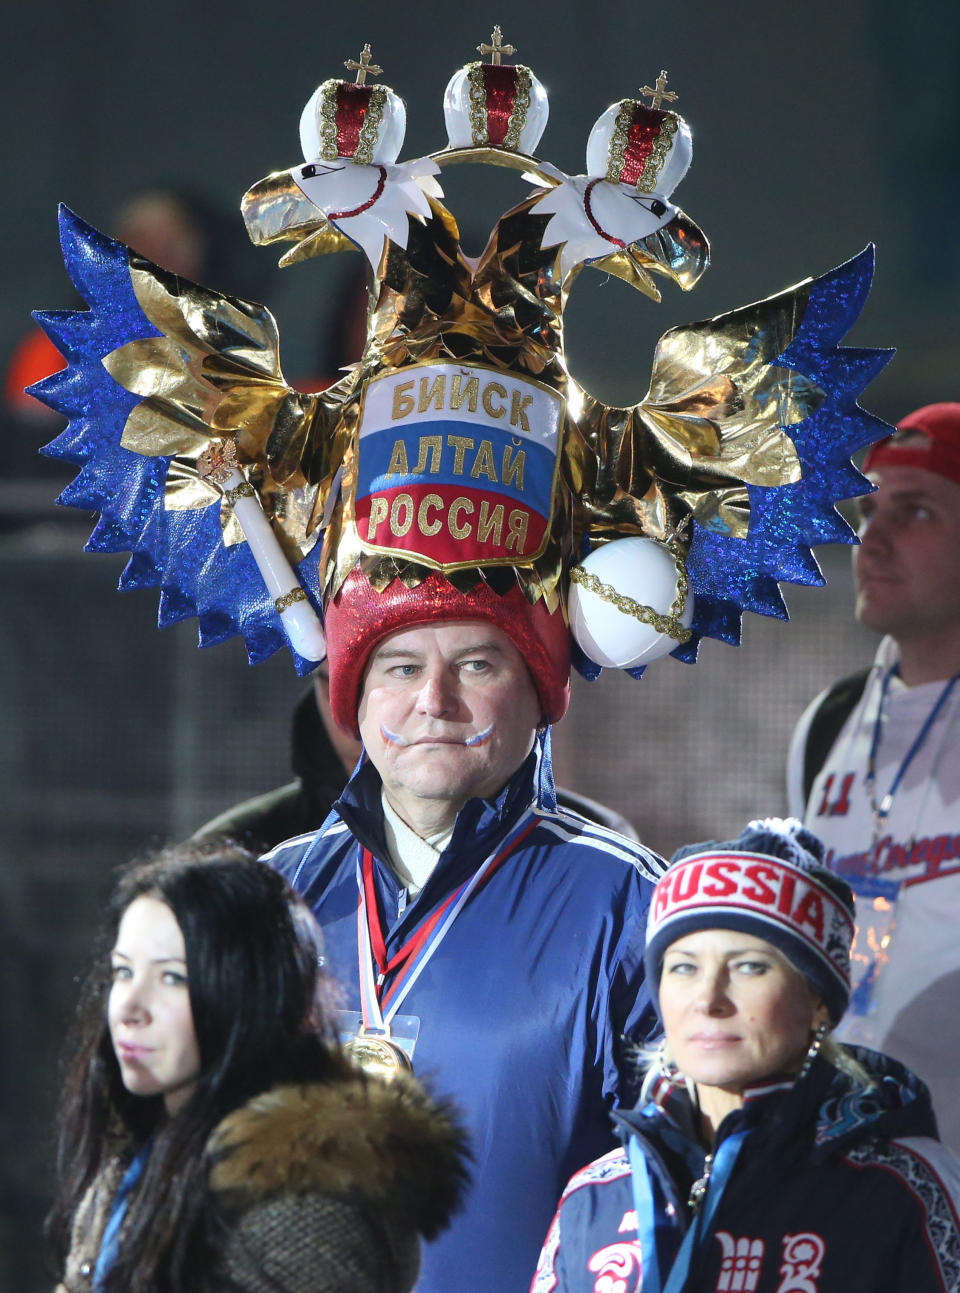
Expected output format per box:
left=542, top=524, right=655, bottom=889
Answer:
left=344, top=44, right=383, bottom=86
left=639, top=70, right=678, bottom=111
left=477, top=25, right=516, bottom=65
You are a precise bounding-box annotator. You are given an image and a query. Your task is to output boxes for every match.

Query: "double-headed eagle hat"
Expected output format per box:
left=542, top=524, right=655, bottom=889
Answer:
left=33, top=32, right=892, bottom=734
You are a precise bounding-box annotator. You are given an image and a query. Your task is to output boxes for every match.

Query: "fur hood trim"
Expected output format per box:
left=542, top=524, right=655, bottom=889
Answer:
left=206, top=1069, right=469, bottom=1239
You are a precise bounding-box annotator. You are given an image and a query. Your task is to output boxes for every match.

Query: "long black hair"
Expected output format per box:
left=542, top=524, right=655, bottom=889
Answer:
left=48, top=842, right=340, bottom=1292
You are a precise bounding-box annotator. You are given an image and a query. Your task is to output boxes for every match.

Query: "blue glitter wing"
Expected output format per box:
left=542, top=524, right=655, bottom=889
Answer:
left=669, top=246, right=891, bottom=668
left=31, top=206, right=321, bottom=674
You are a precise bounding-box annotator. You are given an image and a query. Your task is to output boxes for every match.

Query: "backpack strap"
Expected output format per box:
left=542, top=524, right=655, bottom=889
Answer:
left=803, top=669, right=870, bottom=803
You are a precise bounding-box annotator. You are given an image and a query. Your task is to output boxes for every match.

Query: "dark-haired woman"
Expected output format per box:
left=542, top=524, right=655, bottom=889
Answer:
left=50, top=847, right=467, bottom=1293
left=532, top=819, right=960, bottom=1293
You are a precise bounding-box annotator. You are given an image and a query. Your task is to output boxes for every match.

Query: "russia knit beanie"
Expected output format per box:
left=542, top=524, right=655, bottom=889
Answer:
left=644, top=817, right=855, bottom=1024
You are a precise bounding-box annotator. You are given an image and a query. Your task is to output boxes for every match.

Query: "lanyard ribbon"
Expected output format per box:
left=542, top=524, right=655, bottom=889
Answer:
left=866, top=667, right=959, bottom=840
left=356, top=813, right=538, bottom=1031
left=93, top=1139, right=152, bottom=1289
left=629, top=1127, right=751, bottom=1293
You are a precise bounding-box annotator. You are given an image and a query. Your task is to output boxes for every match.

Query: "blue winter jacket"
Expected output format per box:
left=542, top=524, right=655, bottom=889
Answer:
left=265, top=730, right=665, bottom=1293
left=533, top=1047, right=960, bottom=1292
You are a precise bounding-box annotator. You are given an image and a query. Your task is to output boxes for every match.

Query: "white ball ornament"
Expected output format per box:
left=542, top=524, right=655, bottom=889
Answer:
left=568, top=537, right=694, bottom=669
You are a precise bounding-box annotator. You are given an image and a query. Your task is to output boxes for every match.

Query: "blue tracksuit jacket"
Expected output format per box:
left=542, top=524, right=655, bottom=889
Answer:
left=265, top=731, right=665, bottom=1293
left=533, top=1048, right=960, bottom=1292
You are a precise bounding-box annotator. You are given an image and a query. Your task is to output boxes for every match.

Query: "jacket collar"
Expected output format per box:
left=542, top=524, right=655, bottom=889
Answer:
left=812, top=1045, right=938, bottom=1156
left=207, top=1068, right=468, bottom=1237
left=615, top=1067, right=803, bottom=1152
left=618, top=1045, right=939, bottom=1163
left=332, top=728, right=556, bottom=904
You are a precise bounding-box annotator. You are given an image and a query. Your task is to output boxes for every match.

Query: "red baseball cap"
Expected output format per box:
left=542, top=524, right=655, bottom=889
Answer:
left=862, top=402, right=960, bottom=487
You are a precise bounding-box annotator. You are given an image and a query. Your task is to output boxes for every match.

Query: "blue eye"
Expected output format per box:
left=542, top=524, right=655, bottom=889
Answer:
left=735, top=960, right=770, bottom=975
left=386, top=663, right=419, bottom=678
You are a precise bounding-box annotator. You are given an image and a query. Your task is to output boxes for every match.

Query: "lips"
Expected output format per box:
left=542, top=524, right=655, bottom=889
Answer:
left=381, top=723, right=491, bottom=748
left=857, top=569, right=898, bottom=586
left=687, top=1033, right=740, bottom=1049
left=855, top=569, right=901, bottom=604
left=116, top=1041, right=153, bottom=1061
left=407, top=738, right=469, bottom=749
left=381, top=725, right=467, bottom=747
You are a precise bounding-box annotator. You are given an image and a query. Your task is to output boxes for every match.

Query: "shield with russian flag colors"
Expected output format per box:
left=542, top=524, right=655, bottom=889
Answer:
left=353, top=361, right=563, bottom=569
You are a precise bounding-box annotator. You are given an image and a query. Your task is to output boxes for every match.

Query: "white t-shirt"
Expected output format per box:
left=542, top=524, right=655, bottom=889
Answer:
left=787, top=635, right=960, bottom=1149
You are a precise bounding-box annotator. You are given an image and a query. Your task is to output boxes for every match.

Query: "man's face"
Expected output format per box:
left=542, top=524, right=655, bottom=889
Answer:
left=357, top=621, right=541, bottom=827
left=854, top=464, right=960, bottom=642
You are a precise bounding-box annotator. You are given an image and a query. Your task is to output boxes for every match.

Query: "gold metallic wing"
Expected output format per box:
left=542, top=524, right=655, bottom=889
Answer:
left=571, top=276, right=826, bottom=544
left=101, top=252, right=340, bottom=560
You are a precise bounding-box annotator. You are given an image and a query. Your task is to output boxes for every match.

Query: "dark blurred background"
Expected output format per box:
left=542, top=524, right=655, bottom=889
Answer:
left=2, top=1, right=957, bottom=1288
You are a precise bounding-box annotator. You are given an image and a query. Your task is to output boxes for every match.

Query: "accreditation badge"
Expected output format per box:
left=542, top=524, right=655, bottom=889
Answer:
left=351, top=360, right=563, bottom=570
left=845, top=873, right=899, bottom=1034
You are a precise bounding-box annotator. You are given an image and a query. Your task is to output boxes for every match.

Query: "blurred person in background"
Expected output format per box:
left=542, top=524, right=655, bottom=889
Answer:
left=4, top=189, right=240, bottom=526
left=7, top=189, right=212, bottom=430
left=4, top=186, right=320, bottom=508
left=787, top=402, right=960, bottom=1150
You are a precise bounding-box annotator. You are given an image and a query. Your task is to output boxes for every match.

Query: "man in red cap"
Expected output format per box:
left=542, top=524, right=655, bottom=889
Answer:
left=787, top=402, right=960, bottom=1150
left=265, top=570, right=666, bottom=1293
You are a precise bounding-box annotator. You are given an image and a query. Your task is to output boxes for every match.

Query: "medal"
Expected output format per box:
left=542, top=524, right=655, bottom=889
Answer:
left=343, top=1029, right=414, bottom=1079
left=353, top=816, right=539, bottom=1062
left=687, top=1154, right=714, bottom=1212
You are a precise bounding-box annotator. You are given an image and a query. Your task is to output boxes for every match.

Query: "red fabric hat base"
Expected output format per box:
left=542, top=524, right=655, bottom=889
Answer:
left=324, top=570, right=572, bottom=737
left=863, top=402, right=960, bottom=487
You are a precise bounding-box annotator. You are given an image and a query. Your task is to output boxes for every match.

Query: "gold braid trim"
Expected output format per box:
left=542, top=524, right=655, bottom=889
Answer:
left=223, top=481, right=256, bottom=506
left=637, top=113, right=678, bottom=194
left=466, top=63, right=487, bottom=146
left=604, top=101, right=634, bottom=185
left=465, top=61, right=531, bottom=149
left=354, top=86, right=387, bottom=166
left=318, top=80, right=341, bottom=162
left=275, top=587, right=308, bottom=615
left=318, top=81, right=387, bottom=165
left=503, top=66, right=532, bottom=152
left=569, top=541, right=693, bottom=644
